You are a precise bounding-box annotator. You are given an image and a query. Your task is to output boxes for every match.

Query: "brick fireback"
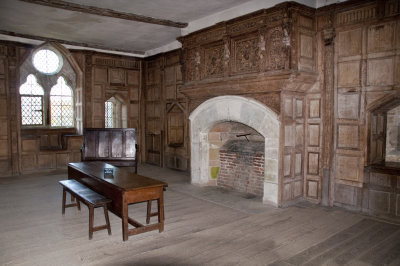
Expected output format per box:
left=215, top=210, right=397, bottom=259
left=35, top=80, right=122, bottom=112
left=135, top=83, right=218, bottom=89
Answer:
left=218, top=140, right=265, bottom=196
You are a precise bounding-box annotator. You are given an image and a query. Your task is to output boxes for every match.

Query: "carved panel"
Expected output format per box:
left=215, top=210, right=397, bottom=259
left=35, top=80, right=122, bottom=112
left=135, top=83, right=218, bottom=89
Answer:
left=93, top=84, right=103, bottom=99
left=338, top=124, right=359, bottom=149
left=266, top=27, right=287, bottom=70
left=336, top=155, right=360, bottom=182
left=284, top=125, right=295, bottom=147
left=308, top=152, right=319, bottom=175
left=127, top=70, right=140, bottom=85
left=296, top=99, right=303, bottom=118
left=338, top=61, right=360, bottom=87
left=294, top=181, right=302, bottom=198
left=130, top=87, right=139, bottom=101
left=369, top=190, right=390, bottom=213
left=338, top=28, right=362, bottom=57
left=0, top=120, right=7, bottom=136
left=0, top=98, right=6, bottom=117
left=295, top=153, right=302, bottom=175
left=367, top=22, right=395, bottom=53
left=0, top=139, right=8, bottom=157
left=56, top=153, right=69, bottom=169
left=307, top=180, right=319, bottom=199
left=0, top=58, right=4, bottom=75
left=21, top=154, right=35, bottom=170
left=109, top=68, right=125, bottom=85
left=284, top=98, right=293, bottom=118
left=38, top=154, right=55, bottom=169
left=309, top=124, right=320, bottom=147
left=0, top=79, right=5, bottom=95
left=94, top=67, right=107, bottom=83
left=204, top=44, right=224, bottom=78
left=232, top=35, right=259, bottom=74
left=300, top=34, right=313, bottom=59
left=284, top=154, right=291, bottom=177
left=296, top=124, right=304, bottom=147
left=338, top=92, right=360, bottom=119
left=367, top=58, right=394, bottom=86
left=309, top=99, right=320, bottom=118
left=299, top=15, right=313, bottom=29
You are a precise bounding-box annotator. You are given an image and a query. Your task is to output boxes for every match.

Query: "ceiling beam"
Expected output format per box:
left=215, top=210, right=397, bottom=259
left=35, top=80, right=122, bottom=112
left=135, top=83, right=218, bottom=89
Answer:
left=20, top=0, right=188, bottom=28
left=0, top=30, right=146, bottom=55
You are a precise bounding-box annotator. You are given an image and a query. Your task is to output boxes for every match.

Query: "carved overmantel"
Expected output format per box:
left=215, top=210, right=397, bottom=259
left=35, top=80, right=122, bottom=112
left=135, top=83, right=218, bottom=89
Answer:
left=178, top=1, right=318, bottom=108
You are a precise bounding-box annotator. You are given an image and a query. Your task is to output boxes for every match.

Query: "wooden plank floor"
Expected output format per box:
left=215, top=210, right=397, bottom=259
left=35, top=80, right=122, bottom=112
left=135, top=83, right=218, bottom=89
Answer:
left=0, top=164, right=399, bottom=266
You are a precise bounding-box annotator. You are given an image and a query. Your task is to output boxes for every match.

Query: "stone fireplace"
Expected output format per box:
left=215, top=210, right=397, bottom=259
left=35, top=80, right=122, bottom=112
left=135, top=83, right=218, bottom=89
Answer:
left=189, top=96, right=280, bottom=206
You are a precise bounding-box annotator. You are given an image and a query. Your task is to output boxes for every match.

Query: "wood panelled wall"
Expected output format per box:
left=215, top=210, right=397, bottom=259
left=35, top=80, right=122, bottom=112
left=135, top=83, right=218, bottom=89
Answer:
left=316, top=0, right=400, bottom=216
left=0, top=44, right=143, bottom=175
left=143, top=51, right=189, bottom=171
left=84, top=53, right=141, bottom=129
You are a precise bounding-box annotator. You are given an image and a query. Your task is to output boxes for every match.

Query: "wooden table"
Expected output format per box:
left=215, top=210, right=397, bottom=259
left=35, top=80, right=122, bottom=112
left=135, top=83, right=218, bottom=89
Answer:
left=68, top=161, right=168, bottom=241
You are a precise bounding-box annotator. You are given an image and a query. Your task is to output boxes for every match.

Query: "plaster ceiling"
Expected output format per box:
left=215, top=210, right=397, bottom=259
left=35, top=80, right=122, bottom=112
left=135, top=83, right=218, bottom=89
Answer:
left=0, top=0, right=346, bottom=58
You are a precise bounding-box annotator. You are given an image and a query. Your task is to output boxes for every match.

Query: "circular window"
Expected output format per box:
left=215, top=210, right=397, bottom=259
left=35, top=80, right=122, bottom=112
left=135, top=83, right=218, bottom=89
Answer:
left=33, top=49, right=62, bottom=75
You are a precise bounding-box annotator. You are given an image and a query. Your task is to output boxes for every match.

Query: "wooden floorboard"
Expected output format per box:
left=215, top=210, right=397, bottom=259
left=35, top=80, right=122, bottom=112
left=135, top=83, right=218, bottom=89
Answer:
left=0, top=164, right=399, bottom=266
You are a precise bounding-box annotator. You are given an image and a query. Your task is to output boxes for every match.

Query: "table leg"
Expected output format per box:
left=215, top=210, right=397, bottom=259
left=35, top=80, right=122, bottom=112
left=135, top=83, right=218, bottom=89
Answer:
left=122, top=201, right=129, bottom=241
left=158, top=191, right=164, bottom=232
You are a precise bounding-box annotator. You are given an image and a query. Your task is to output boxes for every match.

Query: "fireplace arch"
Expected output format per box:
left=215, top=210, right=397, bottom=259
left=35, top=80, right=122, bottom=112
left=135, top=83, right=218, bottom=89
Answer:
left=189, top=95, right=280, bottom=206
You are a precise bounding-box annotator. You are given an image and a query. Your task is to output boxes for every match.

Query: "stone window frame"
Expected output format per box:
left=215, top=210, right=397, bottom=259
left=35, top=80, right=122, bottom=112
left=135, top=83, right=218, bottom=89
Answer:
left=366, top=92, right=400, bottom=166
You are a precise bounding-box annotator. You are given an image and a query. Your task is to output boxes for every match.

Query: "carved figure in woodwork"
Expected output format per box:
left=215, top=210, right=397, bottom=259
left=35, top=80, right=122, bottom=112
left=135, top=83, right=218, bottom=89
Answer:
left=235, top=38, right=259, bottom=73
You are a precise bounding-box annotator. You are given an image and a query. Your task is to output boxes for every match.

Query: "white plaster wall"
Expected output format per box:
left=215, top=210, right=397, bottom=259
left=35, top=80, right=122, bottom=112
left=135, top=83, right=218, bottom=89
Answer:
left=189, top=95, right=281, bottom=206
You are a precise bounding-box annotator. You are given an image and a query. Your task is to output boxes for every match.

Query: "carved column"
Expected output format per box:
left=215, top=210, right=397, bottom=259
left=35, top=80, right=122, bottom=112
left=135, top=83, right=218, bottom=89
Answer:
left=258, top=27, right=267, bottom=72
left=322, top=26, right=335, bottom=206
left=84, top=52, right=93, bottom=128
left=223, top=34, right=231, bottom=78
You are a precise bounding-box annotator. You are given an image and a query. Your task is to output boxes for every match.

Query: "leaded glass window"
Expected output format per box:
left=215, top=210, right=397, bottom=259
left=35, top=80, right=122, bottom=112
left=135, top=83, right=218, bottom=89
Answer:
left=50, top=77, right=73, bottom=127
left=19, top=74, right=44, bottom=125
left=33, top=49, right=62, bottom=75
left=105, top=101, right=113, bottom=128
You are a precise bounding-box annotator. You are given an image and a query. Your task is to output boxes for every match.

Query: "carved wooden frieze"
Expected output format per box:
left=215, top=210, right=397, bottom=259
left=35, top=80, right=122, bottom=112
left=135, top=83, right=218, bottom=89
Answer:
left=204, top=44, right=224, bottom=78
left=232, top=35, right=259, bottom=74
left=93, top=56, right=140, bottom=69
left=336, top=4, right=377, bottom=26
left=227, top=16, right=263, bottom=36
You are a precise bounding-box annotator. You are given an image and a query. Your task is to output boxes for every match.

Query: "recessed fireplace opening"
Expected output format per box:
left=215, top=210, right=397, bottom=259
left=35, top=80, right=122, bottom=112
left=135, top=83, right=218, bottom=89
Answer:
left=189, top=95, right=280, bottom=206
left=208, top=122, right=265, bottom=197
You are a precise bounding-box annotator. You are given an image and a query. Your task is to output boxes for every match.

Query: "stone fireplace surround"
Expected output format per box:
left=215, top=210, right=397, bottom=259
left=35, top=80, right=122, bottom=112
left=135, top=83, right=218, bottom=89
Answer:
left=189, top=96, right=280, bottom=206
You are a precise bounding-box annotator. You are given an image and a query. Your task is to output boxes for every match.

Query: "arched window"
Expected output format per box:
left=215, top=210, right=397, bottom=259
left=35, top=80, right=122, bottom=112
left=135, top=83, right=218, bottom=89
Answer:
left=105, top=100, right=113, bottom=128
left=19, top=43, right=78, bottom=129
left=20, top=74, right=44, bottom=125
left=104, top=95, right=127, bottom=128
left=50, top=77, right=73, bottom=127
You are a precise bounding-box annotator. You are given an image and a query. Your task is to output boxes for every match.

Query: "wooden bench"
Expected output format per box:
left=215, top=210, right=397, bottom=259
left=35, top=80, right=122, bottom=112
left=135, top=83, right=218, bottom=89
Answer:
left=59, top=179, right=112, bottom=240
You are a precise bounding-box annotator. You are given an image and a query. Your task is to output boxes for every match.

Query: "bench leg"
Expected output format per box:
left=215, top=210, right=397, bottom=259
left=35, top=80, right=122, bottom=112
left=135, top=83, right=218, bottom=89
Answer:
left=89, top=207, right=94, bottom=240
left=62, top=188, right=67, bottom=215
left=103, top=205, right=112, bottom=235
left=77, top=199, right=81, bottom=211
